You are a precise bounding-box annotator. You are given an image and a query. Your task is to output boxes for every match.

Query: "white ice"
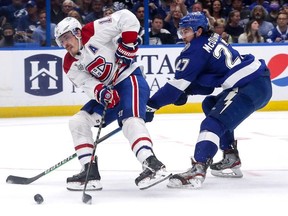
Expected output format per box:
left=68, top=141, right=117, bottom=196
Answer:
left=1, top=111, right=288, bottom=215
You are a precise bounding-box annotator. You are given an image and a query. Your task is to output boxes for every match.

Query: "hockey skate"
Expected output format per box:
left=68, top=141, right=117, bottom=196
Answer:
left=67, top=156, right=102, bottom=191
left=135, top=155, right=172, bottom=190
left=167, top=159, right=211, bottom=189
left=210, top=141, right=243, bottom=178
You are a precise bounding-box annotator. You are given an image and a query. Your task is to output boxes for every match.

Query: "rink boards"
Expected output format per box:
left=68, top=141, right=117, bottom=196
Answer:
left=0, top=44, right=287, bottom=117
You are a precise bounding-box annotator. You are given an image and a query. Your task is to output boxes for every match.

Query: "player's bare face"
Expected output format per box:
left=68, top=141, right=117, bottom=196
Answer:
left=58, top=31, right=79, bottom=56
left=179, top=28, right=194, bottom=44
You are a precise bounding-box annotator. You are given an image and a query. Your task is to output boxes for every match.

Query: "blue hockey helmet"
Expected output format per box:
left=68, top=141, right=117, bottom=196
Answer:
left=179, top=12, right=209, bottom=32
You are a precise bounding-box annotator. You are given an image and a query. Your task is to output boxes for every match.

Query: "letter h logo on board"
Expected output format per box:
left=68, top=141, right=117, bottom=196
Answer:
left=25, top=54, right=63, bottom=96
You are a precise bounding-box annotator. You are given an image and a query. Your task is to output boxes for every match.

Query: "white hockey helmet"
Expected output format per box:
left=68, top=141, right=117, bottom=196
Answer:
left=55, top=17, right=82, bottom=47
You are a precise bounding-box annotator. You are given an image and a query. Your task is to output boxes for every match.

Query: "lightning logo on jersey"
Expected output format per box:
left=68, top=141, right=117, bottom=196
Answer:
left=220, top=88, right=238, bottom=114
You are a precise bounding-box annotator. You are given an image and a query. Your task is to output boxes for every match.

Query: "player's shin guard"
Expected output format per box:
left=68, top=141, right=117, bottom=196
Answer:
left=210, top=140, right=243, bottom=178
left=167, top=159, right=211, bottom=189
left=135, top=155, right=172, bottom=190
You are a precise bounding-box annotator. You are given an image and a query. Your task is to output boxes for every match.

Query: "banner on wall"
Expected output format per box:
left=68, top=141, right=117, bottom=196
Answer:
left=0, top=45, right=287, bottom=107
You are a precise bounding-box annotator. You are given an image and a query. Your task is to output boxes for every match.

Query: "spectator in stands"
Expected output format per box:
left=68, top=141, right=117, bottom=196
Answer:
left=220, top=0, right=232, bottom=16
left=191, top=1, right=203, bottom=12
left=213, top=18, right=233, bottom=43
left=16, top=0, right=38, bottom=43
left=228, top=0, right=250, bottom=20
left=266, top=11, right=288, bottom=43
left=0, top=22, right=15, bottom=47
left=164, top=4, right=184, bottom=44
left=101, top=0, right=113, bottom=8
left=249, top=0, right=270, bottom=12
left=281, top=3, right=288, bottom=15
left=103, top=6, right=114, bottom=17
left=241, top=5, right=274, bottom=40
left=238, top=19, right=264, bottom=43
left=67, top=9, right=84, bottom=25
left=200, top=0, right=213, bottom=10
left=110, top=1, right=127, bottom=12
left=147, top=1, right=160, bottom=19
left=225, top=10, right=244, bottom=43
left=266, top=0, right=281, bottom=26
left=84, top=0, right=103, bottom=24
left=164, top=0, right=187, bottom=23
left=134, top=4, right=145, bottom=42
left=77, top=0, right=93, bottom=21
left=185, top=0, right=195, bottom=11
left=62, top=0, right=78, bottom=18
left=51, top=0, right=65, bottom=24
left=34, top=0, right=45, bottom=11
left=209, top=0, right=226, bottom=21
left=32, top=10, right=56, bottom=46
left=252, top=5, right=275, bottom=39
left=154, top=0, right=187, bottom=23
left=191, top=2, right=216, bottom=27
left=134, top=4, right=145, bottom=29
left=115, top=0, right=134, bottom=10
left=0, top=0, right=26, bottom=29
left=146, top=14, right=175, bottom=45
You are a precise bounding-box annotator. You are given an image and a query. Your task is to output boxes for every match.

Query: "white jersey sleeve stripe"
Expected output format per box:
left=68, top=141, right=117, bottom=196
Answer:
left=222, top=59, right=261, bottom=90
left=167, top=78, right=191, bottom=91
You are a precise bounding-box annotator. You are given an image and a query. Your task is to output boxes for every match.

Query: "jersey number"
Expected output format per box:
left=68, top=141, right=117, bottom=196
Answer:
left=213, top=44, right=241, bottom=69
left=175, top=58, right=190, bottom=71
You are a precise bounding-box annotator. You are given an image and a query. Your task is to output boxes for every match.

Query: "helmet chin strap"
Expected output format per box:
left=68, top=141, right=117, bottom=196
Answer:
left=76, top=36, right=82, bottom=55
left=72, top=29, right=82, bottom=55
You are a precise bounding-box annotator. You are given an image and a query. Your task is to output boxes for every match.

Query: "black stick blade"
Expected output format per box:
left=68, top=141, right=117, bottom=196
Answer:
left=6, top=175, right=31, bottom=184
left=82, top=193, right=92, bottom=204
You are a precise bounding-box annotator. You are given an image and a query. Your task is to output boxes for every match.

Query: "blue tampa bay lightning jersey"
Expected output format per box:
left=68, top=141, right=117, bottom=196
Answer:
left=149, top=33, right=269, bottom=109
left=266, top=26, right=288, bottom=43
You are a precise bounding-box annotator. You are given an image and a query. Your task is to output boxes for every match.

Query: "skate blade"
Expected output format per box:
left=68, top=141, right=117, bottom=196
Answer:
left=211, top=168, right=243, bottom=178
left=138, top=172, right=172, bottom=190
left=67, top=180, right=103, bottom=191
left=167, top=178, right=202, bottom=189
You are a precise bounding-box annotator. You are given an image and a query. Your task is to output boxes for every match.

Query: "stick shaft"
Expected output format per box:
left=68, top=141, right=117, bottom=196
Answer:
left=6, top=127, right=121, bottom=185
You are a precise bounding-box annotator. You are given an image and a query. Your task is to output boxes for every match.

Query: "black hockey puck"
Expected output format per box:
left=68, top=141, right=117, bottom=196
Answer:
left=34, top=194, right=44, bottom=204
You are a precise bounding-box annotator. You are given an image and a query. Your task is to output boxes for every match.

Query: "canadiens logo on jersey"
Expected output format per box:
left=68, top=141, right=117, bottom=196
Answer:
left=86, top=56, right=112, bottom=82
left=24, top=54, right=63, bottom=96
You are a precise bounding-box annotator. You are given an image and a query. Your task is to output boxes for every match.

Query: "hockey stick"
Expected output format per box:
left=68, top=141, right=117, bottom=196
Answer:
left=82, top=61, right=122, bottom=204
left=82, top=103, right=108, bottom=204
left=6, top=127, right=121, bottom=185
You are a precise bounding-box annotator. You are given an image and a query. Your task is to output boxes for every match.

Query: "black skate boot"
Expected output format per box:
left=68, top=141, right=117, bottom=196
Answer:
left=135, top=155, right=172, bottom=190
left=210, top=140, right=243, bottom=178
left=167, top=159, right=211, bottom=189
left=67, top=156, right=102, bottom=191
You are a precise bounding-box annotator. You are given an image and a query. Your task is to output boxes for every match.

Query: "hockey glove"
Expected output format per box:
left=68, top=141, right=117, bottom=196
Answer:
left=115, top=37, right=141, bottom=66
left=95, top=84, right=120, bottom=109
left=174, top=93, right=188, bottom=106
left=145, top=105, right=157, bottom=122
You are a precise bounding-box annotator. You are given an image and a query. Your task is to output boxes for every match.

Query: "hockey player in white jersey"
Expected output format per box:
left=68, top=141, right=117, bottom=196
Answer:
left=54, top=9, right=171, bottom=191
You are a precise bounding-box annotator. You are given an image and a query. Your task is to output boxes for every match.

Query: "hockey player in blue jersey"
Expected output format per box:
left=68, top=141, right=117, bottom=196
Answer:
left=145, top=12, right=272, bottom=188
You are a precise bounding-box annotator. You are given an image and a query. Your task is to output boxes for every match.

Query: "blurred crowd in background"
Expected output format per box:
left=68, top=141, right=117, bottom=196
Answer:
left=0, top=0, right=287, bottom=47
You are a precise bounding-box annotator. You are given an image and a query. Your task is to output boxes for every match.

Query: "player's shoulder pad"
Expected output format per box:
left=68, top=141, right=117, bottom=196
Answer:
left=81, top=22, right=94, bottom=45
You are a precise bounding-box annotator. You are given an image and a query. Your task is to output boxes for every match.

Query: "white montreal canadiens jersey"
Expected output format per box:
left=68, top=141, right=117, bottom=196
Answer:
left=63, top=9, right=141, bottom=99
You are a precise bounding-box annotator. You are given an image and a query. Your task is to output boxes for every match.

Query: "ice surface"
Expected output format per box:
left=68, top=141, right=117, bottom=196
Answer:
left=1, top=112, right=287, bottom=215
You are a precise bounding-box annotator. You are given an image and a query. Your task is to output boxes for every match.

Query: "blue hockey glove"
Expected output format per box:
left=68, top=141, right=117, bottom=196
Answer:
left=174, top=93, right=188, bottom=106
left=115, top=37, right=141, bottom=65
left=145, top=105, right=157, bottom=122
